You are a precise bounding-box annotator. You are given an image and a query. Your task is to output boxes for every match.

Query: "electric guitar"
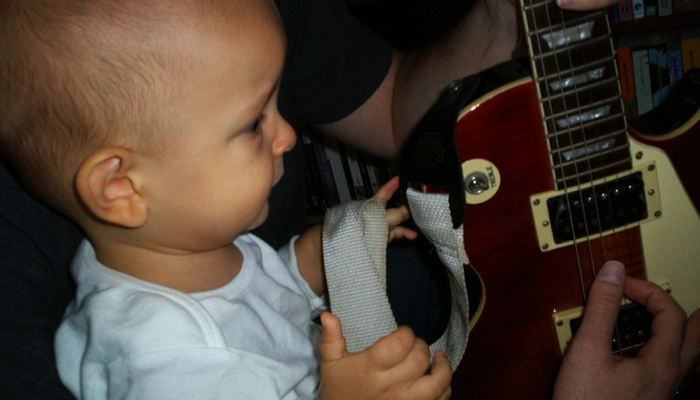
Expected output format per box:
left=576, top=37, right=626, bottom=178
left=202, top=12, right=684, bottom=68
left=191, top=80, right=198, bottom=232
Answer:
left=445, top=1, right=700, bottom=398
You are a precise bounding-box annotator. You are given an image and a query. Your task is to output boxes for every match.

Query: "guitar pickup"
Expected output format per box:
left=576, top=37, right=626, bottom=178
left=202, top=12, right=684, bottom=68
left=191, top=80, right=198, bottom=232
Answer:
left=531, top=162, right=661, bottom=252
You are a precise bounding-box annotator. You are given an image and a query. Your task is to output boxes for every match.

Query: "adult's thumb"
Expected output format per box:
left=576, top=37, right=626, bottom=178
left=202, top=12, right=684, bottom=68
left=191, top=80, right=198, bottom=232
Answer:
left=574, top=261, right=626, bottom=356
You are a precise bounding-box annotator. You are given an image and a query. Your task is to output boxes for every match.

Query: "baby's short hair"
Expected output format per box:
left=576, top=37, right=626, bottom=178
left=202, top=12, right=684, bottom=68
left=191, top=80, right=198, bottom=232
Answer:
left=0, top=0, right=201, bottom=215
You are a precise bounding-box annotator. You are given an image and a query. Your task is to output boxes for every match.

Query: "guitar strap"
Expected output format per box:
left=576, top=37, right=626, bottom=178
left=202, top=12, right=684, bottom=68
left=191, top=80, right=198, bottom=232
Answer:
left=322, top=189, right=469, bottom=370
left=322, top=76, right=482, bottom=370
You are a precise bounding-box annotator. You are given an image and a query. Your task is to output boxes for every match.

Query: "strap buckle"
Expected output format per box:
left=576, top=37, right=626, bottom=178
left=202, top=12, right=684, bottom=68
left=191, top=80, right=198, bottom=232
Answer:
left=399, top=75, right=482, bottom=228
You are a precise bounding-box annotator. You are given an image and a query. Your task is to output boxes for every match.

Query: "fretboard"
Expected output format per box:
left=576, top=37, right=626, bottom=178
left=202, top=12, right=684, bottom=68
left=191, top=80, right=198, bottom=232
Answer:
left=521, top=0, right=632, bottom=190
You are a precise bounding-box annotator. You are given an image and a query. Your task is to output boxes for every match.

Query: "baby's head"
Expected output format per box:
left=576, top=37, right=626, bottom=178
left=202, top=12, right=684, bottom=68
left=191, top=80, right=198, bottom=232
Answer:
left=0, top=0, right=295, bottom=251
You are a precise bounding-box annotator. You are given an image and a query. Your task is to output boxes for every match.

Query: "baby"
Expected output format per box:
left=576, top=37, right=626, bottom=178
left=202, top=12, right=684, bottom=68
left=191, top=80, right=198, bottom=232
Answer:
left=0, top=0, right=450, bottom=399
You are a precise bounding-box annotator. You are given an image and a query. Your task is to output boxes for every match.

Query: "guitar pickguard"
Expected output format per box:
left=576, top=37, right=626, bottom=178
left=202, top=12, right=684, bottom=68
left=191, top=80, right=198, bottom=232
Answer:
left=630, top=137, right=700, bottom=316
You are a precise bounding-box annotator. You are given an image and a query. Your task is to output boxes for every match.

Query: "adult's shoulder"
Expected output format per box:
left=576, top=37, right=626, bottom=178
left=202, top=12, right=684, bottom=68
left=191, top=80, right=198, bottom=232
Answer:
left=273, top=0, right=392, bottom=125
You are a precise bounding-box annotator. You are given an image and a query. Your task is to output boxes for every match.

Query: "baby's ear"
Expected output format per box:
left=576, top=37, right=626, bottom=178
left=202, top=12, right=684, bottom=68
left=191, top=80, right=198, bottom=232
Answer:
left=75, top=148, right=147, bottom=228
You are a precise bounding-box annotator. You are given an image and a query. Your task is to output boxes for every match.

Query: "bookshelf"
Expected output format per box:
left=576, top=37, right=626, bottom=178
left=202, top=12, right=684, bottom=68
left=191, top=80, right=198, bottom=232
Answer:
left=611, top=1, right=699, bottom=119
left=611, top=11, right=700, bottom=35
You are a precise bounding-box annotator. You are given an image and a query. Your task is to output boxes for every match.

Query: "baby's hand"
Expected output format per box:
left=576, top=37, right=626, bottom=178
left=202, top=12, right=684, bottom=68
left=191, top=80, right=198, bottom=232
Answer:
left=373, top=177, right=418, bottom=243
left=317, top=312, right=452, bottom=400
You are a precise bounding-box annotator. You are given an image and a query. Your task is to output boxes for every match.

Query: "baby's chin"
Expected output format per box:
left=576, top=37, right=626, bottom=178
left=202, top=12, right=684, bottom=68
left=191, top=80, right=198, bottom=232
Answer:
left=247, top=201, right=270, bottom=231
left=272, top=163, right=284, bottom=187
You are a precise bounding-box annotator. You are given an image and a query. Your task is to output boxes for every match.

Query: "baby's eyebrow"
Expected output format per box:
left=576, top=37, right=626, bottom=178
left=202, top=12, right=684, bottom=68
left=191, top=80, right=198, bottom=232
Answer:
left=251, top=77, right=281, bottom=114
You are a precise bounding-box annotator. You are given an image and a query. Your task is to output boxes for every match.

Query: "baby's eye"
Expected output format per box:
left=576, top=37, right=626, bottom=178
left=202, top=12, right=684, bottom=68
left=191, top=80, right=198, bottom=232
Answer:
left=245, top=116, right=263, bottom=133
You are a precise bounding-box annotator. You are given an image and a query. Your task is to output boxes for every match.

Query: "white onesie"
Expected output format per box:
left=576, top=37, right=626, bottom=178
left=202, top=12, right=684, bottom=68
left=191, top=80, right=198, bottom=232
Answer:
left=55, top=234, right=325, bottom=400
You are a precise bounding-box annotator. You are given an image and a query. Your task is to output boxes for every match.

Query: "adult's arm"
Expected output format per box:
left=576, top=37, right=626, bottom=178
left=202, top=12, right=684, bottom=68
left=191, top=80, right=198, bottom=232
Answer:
left=318, top=0, right=623, bottom=158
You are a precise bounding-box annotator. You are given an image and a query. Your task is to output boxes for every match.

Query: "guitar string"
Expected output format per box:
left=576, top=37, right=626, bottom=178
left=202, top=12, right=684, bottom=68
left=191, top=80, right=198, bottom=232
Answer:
left=552, top=4, right=607, bottom=286
left=552, top=4, right=619, bottom=286
left=552, top=5, right=631, bottom=355
left=531, top=0, right=630, bottom=355
left=538, top=1, right=629, bottom=297
left=595, top=11, right=641, bottom=355
left=546, top=2, right=635, bottom=355
left=529, top=0, right=588, bottom=301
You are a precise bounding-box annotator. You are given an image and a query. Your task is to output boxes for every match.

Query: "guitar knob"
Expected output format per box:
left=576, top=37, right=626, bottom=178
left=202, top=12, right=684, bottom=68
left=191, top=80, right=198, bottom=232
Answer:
left=465, top=172, right=489, bottom=195
left=461, top=158, right=500, bottom=205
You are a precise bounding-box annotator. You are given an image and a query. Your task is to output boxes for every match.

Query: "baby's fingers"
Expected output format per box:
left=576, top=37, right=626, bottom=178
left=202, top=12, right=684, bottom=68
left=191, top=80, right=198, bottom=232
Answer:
left=389, top=226, right=418, bottom=242
left=386, top=205, right=415, bottom=242
left=386, top=205, right=411, bottom=227
left=410, top=350, right=453, bottom=400
left=373, top=176, right=401, bottom=207
left=320, top=312, right=348, bottom=363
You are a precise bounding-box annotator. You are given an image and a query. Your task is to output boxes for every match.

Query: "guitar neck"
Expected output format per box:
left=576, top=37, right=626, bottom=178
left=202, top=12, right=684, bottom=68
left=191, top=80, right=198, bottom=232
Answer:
left=521, top=0, right=632, bottom=189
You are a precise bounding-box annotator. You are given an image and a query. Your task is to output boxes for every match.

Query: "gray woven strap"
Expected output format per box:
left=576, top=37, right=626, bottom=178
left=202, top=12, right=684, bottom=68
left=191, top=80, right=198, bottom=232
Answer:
left=322, top=188, right=469, bottom=370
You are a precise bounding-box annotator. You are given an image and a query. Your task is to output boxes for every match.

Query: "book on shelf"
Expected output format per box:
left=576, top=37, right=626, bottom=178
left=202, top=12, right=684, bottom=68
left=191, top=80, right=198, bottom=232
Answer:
left=632, top=0, right=646, bottom=18
left=309, top=134, right=341, bottom=207
left=648, top=44, right=672, bottom=107
left=336, top=141, right=358, bottom=200
left=632, top=47, right=654, bottom=115
left=610, top=3, right=620, bottom=21
left=343, top=145, right=371, bottom=200
left=322, top=136, right=354, bottom=205
left=657, top=0, right=673, bottom=16
left=645, top=0, right=659, bottom=17
left=617, top=43, right=639, bottom=117
left=682, top=28, right=700, bottom=72
left=364, top=155, right=381, bottom=195
left=617, top=32, right=685, bottom=118
left=666, top=35, right=684, bottom=87
left=299, top=122, right=399, bottom=213
left=618, top=0, right=635, bottom=20
left=300, top=130, right=329, bottom=214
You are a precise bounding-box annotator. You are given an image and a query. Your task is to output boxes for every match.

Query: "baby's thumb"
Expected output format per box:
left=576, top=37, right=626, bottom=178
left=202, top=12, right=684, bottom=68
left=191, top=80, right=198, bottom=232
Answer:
left=320, top=312, right=348, bottom=363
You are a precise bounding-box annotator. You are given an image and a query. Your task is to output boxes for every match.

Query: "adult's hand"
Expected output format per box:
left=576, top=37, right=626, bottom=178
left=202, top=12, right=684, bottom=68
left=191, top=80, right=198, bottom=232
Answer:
left=553, top=261, right=700, bottom=400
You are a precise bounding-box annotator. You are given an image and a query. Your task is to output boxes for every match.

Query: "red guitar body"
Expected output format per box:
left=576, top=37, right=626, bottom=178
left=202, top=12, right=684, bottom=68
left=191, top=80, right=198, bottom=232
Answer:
left=449, top=76, right=700, bottom=399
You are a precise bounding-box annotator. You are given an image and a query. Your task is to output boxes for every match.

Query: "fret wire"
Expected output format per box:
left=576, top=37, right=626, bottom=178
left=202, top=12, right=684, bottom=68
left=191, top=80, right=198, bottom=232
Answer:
left=553, top=143, right=632, bottom=169
left=540, top=77, right=620, bottom=103
left=537, top=55, right=616, bottom=83
left=527, top=11, right=607, bottom=37
left=547, top=129, right=629, bottom=145
left=545, top=100, right=621, bottom=123
left=549, top=131, right=629, bottom=155
left=521, top=0, right=551, bottom=11
left=555, top=158, right=632, bottom=184
left=531, top=35, right=612, bottom=61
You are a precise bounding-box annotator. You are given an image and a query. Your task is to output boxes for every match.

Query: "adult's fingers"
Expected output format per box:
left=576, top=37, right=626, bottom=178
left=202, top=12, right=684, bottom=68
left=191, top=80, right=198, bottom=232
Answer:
left=681, top=308, right=700, bottom=377
left=622, top=276, right=686, bottom=365
left=557, top=0, right=619, bottom=11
